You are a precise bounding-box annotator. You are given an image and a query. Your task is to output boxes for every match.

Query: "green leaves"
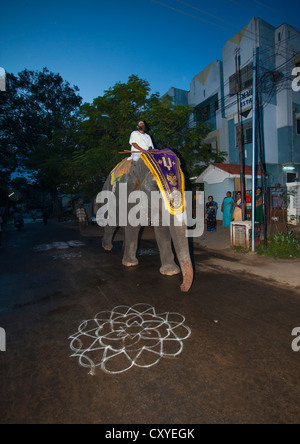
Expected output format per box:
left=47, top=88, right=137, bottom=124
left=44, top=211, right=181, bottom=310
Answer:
left=0, top=68, right=82, bottom=205
left=256, top=231, right=300, bottom=259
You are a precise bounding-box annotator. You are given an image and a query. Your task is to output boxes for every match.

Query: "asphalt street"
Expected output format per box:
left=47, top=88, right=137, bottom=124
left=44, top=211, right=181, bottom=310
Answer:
left=0, top=220, right=299, bottom=424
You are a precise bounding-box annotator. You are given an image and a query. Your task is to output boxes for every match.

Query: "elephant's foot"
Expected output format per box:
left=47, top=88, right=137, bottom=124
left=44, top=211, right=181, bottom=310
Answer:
left=122, top=258, right=139, bottom=267
left=160, top=264, right=180, bottom=276
left=102, top=241, right=113, bottom=251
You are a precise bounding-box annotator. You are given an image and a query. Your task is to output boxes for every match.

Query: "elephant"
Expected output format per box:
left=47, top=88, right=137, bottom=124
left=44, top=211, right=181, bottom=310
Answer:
left=99, top=155, right=194, bottom=293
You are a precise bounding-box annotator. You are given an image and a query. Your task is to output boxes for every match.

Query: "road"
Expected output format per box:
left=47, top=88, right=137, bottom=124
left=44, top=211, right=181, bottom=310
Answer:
left=0, top=220, right=299, bottom=424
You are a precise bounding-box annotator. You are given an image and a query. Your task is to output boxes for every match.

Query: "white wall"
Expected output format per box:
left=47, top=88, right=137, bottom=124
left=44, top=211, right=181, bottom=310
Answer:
left=264, top=104, right=279, bottom=164
left=189, top=61, right=222, bottom=107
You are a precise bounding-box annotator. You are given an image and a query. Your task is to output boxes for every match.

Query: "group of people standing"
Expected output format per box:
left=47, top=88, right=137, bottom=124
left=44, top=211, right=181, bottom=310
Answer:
left=205, top=188, right=264, bottom=232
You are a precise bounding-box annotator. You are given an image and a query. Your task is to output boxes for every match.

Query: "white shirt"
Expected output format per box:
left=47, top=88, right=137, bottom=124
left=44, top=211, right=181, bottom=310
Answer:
left=76, top=208, right=86, bottom=222
left=129, top=131, right=153, bottom=162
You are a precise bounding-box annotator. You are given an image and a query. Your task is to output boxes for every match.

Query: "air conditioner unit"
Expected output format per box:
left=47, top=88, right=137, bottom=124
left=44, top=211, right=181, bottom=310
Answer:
left=231, top=221, right=261, bottom=249
left=287, top=182, right=300, bottom=225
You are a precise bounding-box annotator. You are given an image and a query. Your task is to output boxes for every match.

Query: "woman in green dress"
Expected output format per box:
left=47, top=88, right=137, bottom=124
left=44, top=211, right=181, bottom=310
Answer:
left=255, top=188, right=263, bottom=225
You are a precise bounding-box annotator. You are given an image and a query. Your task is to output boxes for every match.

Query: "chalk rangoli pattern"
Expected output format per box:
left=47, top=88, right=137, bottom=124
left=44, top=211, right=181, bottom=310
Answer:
left=34, top=240, right=85, bottom=252
left=52, top=251, right=82, bottom=261
left=69, top=304, right=191, bottom=375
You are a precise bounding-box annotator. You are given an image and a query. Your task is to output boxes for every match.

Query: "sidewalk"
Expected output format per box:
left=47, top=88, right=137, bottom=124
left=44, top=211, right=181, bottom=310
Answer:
left=193, top=222, right=300, bottom=290
left=68, top=220, right=300, bottom=291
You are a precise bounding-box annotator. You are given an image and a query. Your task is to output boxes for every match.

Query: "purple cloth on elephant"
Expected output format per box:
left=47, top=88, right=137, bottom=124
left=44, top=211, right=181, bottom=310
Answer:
left=140, top=149, right=185, bottom=216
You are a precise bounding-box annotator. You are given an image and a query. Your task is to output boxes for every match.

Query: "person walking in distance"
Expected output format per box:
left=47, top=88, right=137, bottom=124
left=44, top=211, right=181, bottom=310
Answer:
left=76, top=204, right=87, bottom=234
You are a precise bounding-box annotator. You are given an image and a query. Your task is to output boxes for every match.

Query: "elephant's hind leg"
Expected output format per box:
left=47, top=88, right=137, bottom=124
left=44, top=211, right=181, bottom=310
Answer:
left=154, top=226, right=180, bottom=276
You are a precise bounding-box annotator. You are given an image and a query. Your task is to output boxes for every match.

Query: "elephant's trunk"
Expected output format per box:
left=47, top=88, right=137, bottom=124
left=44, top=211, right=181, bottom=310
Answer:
left=180, top=259, right=194, bottom=293
left=169, top=224, right=193, bottom=292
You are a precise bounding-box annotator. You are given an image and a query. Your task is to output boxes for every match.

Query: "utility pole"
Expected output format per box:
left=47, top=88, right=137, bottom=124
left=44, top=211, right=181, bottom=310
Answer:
left=251, top=49, right=257, bottom=252
left=235, top=49, right=246, bottom=220
left=256, top=51, right=268, bottom=251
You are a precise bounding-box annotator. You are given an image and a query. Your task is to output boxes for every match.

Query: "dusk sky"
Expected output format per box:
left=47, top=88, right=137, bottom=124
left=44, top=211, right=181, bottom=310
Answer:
left=1, top=0, right=299, bottom=103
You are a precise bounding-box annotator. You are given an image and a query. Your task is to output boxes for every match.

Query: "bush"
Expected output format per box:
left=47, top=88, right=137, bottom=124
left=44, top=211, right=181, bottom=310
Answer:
left=256, top=231, right=300, bottom=259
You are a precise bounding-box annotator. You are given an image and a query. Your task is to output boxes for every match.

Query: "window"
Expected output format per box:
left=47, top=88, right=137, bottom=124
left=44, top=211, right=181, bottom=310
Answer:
left=195, top=104, right=210, bottom=123
left=297, top=118, right=300, bottom=135
left=229, top=63, right=253, bottom=96
left=278, top=32, right=281, bottom=42
left=287, top=173, right=297, bottom=183
left=194, top=94, right=219, bottom=124
left=236, top=120, right=253, bottom=146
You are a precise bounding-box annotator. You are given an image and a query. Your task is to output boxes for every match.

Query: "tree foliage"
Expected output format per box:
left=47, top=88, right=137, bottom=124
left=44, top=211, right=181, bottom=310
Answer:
left=0, top=68, right=82, bottom=194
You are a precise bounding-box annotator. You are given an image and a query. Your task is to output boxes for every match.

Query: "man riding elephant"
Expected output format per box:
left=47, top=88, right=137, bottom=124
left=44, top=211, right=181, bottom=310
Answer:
left=129, top=121, right=154, bottom=161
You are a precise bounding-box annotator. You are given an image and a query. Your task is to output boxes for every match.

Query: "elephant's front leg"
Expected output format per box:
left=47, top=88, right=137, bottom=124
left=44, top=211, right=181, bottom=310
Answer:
left=154, top=226, right=180, bottom=276
left=102, top=226, right=117, bottom=251
left=122, top=225, right=140, bottom=267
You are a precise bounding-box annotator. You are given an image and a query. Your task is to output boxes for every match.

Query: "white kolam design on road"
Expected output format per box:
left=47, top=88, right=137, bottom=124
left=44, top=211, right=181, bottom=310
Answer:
left=52, top=251, right=82, bottom=261
left=34, top=240, right=85, bottom=252
left=69, top=304, right=191, bottom=375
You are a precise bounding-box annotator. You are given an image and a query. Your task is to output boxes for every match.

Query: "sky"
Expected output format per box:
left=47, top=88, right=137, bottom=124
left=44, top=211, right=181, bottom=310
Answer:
left=1, top=0, right=300, bottom=104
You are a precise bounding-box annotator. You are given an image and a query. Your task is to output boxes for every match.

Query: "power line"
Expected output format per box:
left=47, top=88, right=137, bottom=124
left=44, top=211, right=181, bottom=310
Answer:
left=151, top=0, right=233, bottom=32
left=226, top=0, right=260, bottom=15
left=174, top=0, right=242, bottom=29
left=152, top=0, right=298, bottom=58
left=152, top=1, right=300, bottom=112
left=227, top=0, right=299, bottom=31
left=251, top=0, right=300, bottom=28
left=192, top=48, right=300, bottom=121
left=191, top=48, right=299, bottom=118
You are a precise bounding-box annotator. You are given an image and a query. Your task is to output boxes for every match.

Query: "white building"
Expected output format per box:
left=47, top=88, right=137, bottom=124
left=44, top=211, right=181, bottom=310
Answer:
left=168, top=17, right=300, bottom=190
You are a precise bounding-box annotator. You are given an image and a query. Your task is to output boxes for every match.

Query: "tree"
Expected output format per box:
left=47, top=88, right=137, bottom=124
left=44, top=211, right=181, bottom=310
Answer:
left=144, top=95, right=226, bottom=180
left=0, top=68, right=82, bottom=193
left=72, top=75, right=156, bottom=196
